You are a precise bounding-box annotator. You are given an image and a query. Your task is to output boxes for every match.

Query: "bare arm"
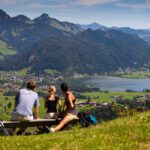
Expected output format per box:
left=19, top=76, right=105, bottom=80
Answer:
left=67, top=94, right=74, bottom=108
left=34, top=106, right=39, bottom=119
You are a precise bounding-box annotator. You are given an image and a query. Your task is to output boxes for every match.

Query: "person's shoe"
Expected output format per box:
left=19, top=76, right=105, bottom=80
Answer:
left=49, top=128, right=55, bottom=133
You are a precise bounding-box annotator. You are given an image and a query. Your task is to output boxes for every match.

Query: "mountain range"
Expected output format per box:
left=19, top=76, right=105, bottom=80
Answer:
left=0, top=9, right=150, bottom=74
left=81, top=23, right=150, bottom=44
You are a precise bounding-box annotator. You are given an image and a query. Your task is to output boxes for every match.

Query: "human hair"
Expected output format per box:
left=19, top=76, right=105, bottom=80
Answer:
left=48, top=85, right=56, bottom=93
left=60, top=82, right=69, bottom=93
left=26, top=80, right=36, bottom=90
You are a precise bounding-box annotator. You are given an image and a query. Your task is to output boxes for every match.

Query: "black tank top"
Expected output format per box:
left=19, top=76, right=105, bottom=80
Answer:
left=46, top=96, right=59, bottom=113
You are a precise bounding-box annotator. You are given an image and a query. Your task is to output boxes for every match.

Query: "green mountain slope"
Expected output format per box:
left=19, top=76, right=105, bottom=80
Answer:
left=2, top=29, right=149, bottom=74
left=0, top=9, right=150, bottom=74
left=0, top=40, right=16, bottom=55
left=0, top=39, right=16, bottom=60
left=1, top=111, right=150, bottom=150
left=0, top=9, right=81, bottom=52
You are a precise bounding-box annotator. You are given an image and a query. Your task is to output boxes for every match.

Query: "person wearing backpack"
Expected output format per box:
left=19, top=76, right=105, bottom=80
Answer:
left=49, top=83, right=78, bottom=132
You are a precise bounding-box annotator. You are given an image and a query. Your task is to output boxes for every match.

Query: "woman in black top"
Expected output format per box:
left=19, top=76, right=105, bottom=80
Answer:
left=50, top=83, right=78, bottom=132
left=44, top=85, right=62, bottom=119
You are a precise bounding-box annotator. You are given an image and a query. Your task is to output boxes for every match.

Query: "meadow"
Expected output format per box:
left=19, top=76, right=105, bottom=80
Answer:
left=1, top=110, right=150, bottom=149
left=81, top=91, right=148, bottom=102
left=1, top=91, right=150, bottom=150
left=0, top=91, right=149, bottom=120
left=113, top=71, right=150, bottom=79
left=0, top=40, right=16, bottom=56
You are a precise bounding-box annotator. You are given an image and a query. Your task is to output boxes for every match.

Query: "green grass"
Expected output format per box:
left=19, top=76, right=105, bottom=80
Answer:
left=0, top=91, right=149, bottom=120
left=0, top=68, right=31, bottom=77
left=114, top=71, right=150, bottom=79
left=0, top=95, right=15, bottom=120
left=122, top=72, right=149, bottom=79
left=81, top=91, right=149, bottom=102
left=0, top=95, right=46, bottom=120
left=1, top=111, right=150, bottom=149
left=15, top=67, right=31, bottom=76
left=1, top=92, right=150, bottom=149
left=44, top=69, right=60, bottom=75
left=0, top=40, right=16, bottom=56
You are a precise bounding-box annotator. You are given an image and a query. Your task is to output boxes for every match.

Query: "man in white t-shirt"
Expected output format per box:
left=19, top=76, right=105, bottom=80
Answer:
left=12, top=80, right=39, bottom=134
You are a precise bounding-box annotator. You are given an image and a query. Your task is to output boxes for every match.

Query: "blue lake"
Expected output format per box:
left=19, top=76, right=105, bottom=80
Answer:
left=75, top=76, right=150, bottom=91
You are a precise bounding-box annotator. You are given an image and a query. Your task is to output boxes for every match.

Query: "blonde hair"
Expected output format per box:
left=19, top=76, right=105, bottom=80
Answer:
left=49, top=85, right=56, bottom=93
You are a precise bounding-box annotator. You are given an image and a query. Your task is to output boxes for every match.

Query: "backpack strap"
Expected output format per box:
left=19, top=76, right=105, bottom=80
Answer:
left=78, top=112, right=91, bottom=127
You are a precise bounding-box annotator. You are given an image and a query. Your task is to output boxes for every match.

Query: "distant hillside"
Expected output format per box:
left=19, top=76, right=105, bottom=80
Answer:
left=1, top=29, right=150, bottom=74
left=0, top=9, right=150, bottom=74
left=116, top=27, right=150, bottom=44
left=0, top=9, right=82, bottom=52
left=79, top=22, right=150, bottom=44
left=79, top=22, right=107, bottom=31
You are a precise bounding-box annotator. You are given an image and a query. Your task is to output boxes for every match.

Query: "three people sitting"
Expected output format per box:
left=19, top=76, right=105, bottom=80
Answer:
left=12, top=80, right=78, bottom=133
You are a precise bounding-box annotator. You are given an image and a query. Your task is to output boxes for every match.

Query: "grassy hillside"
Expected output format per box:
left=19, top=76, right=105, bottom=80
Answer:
left=1, top=111, right=150, bottom=149
left=0, top=40, right=16, bottom=56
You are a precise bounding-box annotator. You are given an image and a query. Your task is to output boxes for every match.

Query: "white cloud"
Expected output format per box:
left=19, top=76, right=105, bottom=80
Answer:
left=30, top=3, right=67, bottom=8
left=0, top=0, right=34, bottom=4
left=116, top=0, right=150, bottom=9
left=0, top=0, right=120, bottom=7
left=74, top=0, right=120, bottom=6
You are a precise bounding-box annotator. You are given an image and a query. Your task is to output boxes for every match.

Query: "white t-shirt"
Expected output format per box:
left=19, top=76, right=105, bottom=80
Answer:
left=14, top=88, right=39, bottom=116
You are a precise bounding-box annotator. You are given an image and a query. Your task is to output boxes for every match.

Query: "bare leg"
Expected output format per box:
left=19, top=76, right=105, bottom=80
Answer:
left=54, top=115, right=72, bottom=132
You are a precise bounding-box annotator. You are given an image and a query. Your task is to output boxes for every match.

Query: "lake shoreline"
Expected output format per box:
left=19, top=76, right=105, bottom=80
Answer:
left=68, top=75, right=150, bottom=92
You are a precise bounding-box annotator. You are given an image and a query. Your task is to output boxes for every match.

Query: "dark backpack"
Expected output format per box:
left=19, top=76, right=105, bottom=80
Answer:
left=78, top=112, right=97, bottom=127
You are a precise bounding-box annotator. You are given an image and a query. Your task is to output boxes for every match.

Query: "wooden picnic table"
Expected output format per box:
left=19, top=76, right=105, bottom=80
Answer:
left=0, top=118, right=79, bottom=136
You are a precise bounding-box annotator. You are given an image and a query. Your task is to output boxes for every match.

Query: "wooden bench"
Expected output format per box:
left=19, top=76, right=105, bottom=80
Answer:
left=0, top=118, right=79, bottom=136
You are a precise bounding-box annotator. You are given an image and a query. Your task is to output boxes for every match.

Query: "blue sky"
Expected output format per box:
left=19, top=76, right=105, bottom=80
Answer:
left=0, top=0, right=150, bottom=29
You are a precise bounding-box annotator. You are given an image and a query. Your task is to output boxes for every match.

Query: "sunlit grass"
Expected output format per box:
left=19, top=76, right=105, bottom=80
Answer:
left=1, top=111, right=150, bottom=149
left=82, top=91, right=149, bottom=102
left=1, top=91, right=150, bottom=120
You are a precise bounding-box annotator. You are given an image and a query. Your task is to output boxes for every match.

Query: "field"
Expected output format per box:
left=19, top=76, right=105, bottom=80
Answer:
left=112, top=71, right=150, bottom=79
left=121, top=71, right=150, bottom=79
left=0, top=40, right=16, bottom=56
left=1, top=91, right=150, bottom=149
left=0, top=95, right=46, bottom=120
left=82, top=91, right=148, bottom=102
left=1, top=110, right=150, bottom=149
left=0, top=91, right=149, bottom=120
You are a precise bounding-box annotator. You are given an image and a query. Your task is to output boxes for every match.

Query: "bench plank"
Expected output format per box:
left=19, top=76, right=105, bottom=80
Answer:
left=0, top=118, right=79, bottom=135
left=2, top=118, right=79, bottom=128
left=2, top=119, right=61, bottom=128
